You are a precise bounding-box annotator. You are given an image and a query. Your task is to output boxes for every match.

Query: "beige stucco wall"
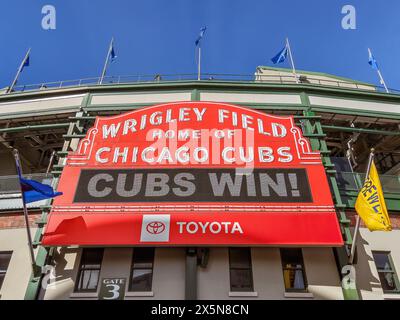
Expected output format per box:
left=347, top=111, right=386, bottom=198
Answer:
left=89, top=92, right=191, bottom=106
left=0, top=227, right=37, bottom=300
left=309, top=96, right=400, bottom=114
left=3, top=237, right=398, bottom=300
left=255, top=68, right=375, bottom=91
left=302, top=248, right=343, bottom=300
left=199, top=92, right=301, bottom=105
left=355, top=228, right=400, bottom=300
left=40, top=246, right=345, bottom=300
left=42, top=247, right=186, bottom=300
left=198, top=248, right=343, bottom=300
left=198, top=248, right=230, bottom=300
left=0, top=94, right=84, bottom=119
left=39, top=246, right=82, bottom=300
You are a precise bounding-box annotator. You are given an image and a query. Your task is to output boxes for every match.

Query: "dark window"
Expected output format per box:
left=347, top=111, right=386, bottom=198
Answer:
left=372, top=251, right=400, bottom=294
left=0, top=251, right=12, bottom=290
left=75, top=248, right=104, bottom=293
left=229, top=248, right=254, bottom=292
left=280, top=248, right=308, bottom=292
left=129, top=248, right=155, bottom=292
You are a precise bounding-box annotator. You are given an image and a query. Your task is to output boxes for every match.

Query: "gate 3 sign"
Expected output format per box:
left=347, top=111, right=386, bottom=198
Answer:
left=42, top=102, right=343, bottom=246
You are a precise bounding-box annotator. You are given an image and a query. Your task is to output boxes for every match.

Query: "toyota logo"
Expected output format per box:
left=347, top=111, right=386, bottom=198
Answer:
left=146, top=221, right=166, bottom=234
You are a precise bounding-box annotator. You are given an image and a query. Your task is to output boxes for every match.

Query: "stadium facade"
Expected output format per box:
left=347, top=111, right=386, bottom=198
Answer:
left=0, top=67, right=399, bottom=300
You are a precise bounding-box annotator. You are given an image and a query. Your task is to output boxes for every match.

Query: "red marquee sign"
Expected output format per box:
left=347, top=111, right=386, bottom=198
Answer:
left=42, top=102, right=343, bottom=246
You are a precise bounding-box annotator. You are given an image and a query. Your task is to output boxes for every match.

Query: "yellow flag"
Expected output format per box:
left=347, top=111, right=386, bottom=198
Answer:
left=355, top=161, right=392, bottom=231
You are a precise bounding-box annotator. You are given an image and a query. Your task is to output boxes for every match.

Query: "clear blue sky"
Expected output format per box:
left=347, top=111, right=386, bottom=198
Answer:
left=1, top=0, right=399, bottom=89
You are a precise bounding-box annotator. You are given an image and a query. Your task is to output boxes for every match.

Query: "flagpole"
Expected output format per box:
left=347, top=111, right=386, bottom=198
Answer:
left=99, top=37, right=114, bottom=85
left=368, top=48, right=389, bottom=93
left=13, top=149, right=36, bottom=269
left=198, top=45, right=201, bottom=81
left=8, top=48, right=31, bottom=94
left=286, top=38, right=299, bottom=84
left=46, top=150, right=56, bottom=174
left=349, top=148, right=375, bottom=264
left=377, top=69, right=389, bottom=93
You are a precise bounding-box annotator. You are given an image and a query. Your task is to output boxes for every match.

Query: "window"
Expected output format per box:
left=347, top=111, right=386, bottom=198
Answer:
left=229, top=248, right=254, bottom=292
left=280, top=248, right=308, bottom=292
left=129, top=248, right=155, bottom=292
left=0, top=252, right=12, bottom=290
left=372, top=251, right=400, bottom=294
left=75, top=248, right=104, bottom=293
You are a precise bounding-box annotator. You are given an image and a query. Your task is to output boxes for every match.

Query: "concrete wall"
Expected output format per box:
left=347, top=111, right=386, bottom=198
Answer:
left=0, top=227, right=37, bottom=300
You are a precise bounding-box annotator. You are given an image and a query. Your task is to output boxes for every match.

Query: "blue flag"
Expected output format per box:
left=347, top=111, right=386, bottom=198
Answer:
left=14, top=151, right=62, bottom=204
left=21, top=54, right=30, bottom=71
left=195, top=26, right=207, bottom=46
left=271, top=44, right=288, bottom=64
left=110, top=44, right=117, bottom=63
left=19, top=177, right=63, bottom=204
left=368, top=48, right=378, bottom=70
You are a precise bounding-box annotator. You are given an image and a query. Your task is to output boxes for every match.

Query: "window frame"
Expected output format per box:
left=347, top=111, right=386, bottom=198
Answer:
left=372, top=251, right=400, bottom=294
left=228, top=247, right=254, bottom=292
left=128, top=247, right=155, bottom=292
left=0, top=251, right=13, bottom=290
left=74, top=248, right=104, bottom=293
left=280, top=248, right=308, bottom=293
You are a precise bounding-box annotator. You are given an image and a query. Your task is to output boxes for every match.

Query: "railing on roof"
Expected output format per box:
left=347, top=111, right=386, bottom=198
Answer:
left=336, top=171, right=400, bottom=194
left=3, top=73, right=400, bottom=95
left=0, top=173, right=54, bottom=210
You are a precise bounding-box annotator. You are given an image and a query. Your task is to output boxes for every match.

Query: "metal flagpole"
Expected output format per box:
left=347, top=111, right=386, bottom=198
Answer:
left=377, top=69, right=389, bottom=93
left=198, top=45, right=201, bottom=81
left=368, top=48, right=389, bottom=93
left=349, top=148, right=375, bottom=264
left=13, top=149, right=36, bottom=269
left=99, top=37, right=114, bottom=85
left=46, top=150, right=56, bottom=174
left=8, top=48, right=31, bottom=94
left=286, top=38, right=299, bottom=84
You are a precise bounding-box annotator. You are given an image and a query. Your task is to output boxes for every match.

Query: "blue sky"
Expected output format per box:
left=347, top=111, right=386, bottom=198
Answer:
left=1, top=0, right=399, bottom=89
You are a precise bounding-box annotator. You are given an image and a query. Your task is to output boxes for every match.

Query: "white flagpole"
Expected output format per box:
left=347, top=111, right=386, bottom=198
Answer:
left=286, top=38, right=299, bottom=84
left=46, top=150, right=56, bottom=174
left=198, top=45, right=201, bottom=81
left=377, top=69, right=389, bottom=93
left=368, top=48, right=389, bottom=93
left=8, top=48, right=31, bottom=93
left=349, top=148, right=375, bottom=264
left=99, top=37, right=114, bottom=85
left=13, top=149, right=36, bottom=269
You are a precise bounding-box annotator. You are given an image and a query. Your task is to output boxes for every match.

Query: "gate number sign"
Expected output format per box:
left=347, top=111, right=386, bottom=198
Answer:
left=98, top=278, right=126, bottom=300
